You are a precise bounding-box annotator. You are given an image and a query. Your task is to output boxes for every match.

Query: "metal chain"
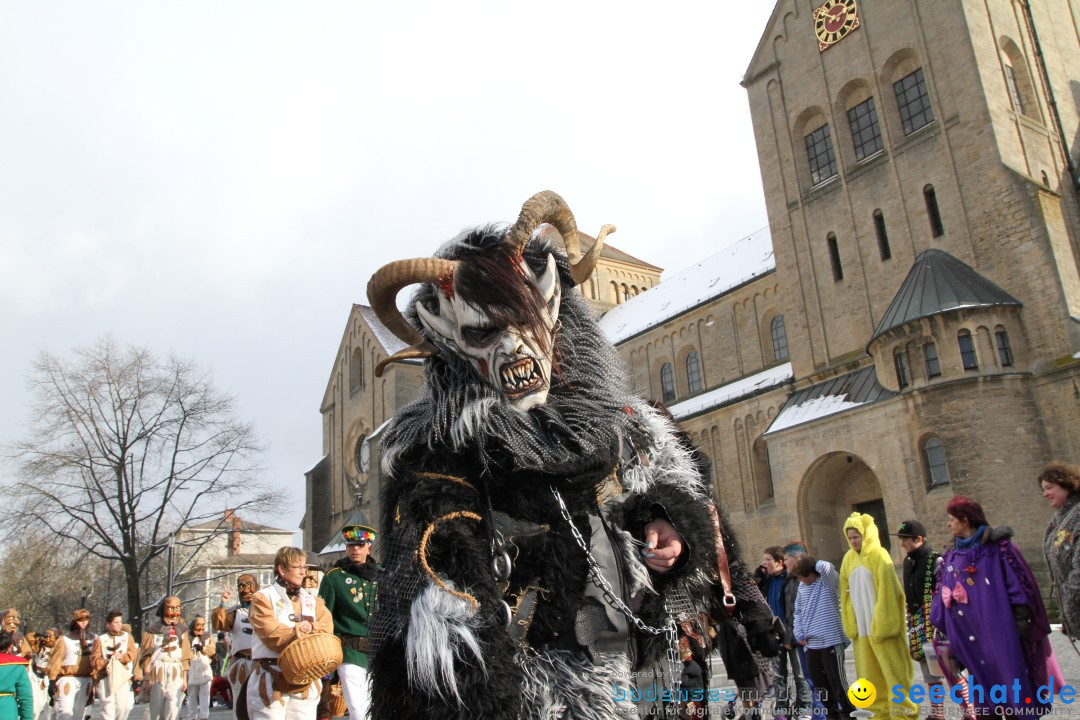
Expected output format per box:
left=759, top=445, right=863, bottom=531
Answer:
left=550, top=487, right=682, bottom=692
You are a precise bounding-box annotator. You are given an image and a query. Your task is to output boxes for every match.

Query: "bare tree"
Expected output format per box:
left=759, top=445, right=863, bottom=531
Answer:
left=4, top=336, right=281, bottom=634
left=0, top=529, right=125, bottom=631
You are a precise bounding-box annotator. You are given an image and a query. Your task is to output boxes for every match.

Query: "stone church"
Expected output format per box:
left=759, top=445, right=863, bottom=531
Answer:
left=304, top=0, right=1080, bottom=576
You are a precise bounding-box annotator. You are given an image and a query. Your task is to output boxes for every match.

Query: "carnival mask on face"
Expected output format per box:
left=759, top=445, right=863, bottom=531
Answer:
left=163, top=599, right=182, bottom=625
left=367, top=190, right=615, bottom=412
left=237, top=575, right=257, bottom=604
left=2, top=611, right=18, bottom=632
left=416, top=254, right=561, bottom=412
left=43, top=630, right=57, bottom=648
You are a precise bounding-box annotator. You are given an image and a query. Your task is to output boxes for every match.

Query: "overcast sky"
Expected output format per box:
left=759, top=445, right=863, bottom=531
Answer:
left=0, top=1, right=777, bottom=535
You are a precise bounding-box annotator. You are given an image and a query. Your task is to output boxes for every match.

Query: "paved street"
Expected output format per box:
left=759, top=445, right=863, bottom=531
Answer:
left=708, top=626, right=1080, bottom=719
left=84, top=629, right=1080, bottom=718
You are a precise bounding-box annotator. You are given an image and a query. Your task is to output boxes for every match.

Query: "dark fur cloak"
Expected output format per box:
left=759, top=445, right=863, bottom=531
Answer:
left=369, top=228, right=716, bottom=720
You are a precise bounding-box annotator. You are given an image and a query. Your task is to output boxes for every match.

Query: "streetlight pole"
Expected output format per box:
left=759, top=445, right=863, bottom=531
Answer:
left=166, top=534, right=175, bottom=597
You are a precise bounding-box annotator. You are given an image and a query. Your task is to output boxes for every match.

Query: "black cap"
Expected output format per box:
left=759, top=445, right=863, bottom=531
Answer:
left=894, top=520, right=927, bottom=539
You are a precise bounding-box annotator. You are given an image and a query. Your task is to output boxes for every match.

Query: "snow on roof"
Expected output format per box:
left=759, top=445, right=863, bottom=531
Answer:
left=767, top=393, right=865, bottom=434
left=355, top=304, right=408, bottom=356
left=599, top=227, right=774, bottom=345
left=668, top=362, right=792, bottom=420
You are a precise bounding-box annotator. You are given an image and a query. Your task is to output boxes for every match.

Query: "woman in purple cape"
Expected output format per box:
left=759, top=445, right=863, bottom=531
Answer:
left=931, top=495, right=1064, bottom=717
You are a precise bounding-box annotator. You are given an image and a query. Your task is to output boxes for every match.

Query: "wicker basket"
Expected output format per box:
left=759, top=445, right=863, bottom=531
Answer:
left=278, top=632, right=343, bottom=686
left=328, top=681, right=348, bottom=717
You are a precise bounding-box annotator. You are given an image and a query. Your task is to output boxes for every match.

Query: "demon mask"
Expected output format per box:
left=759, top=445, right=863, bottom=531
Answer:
left=1, top=609, right=18, bottom=633
left=368, top=191, right=614, bottom=412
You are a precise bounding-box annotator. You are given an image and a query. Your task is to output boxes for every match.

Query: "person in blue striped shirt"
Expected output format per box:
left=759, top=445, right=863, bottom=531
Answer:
left=792, top=556, right=856, bottom=720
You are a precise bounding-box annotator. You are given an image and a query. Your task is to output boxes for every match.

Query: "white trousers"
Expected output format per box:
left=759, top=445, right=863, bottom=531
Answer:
left=29, top=669, right=51, bottom=720
left=186, top=681, right=210, bottom=720
left=225, top=656, right=255, bottom=714
left=54, top=676, right=91, bottom=720
left=247, top=665, right=319, bottom=720
left=147, top=662, right=186, bottom=720
left=97, top=677, right=134, bottom=720
left=338, top=663, right=369, bottom=720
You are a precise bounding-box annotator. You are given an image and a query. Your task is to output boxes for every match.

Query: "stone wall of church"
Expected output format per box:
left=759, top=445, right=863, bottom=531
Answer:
left=759, top=373, right=1055, bottom=574
left=744, top=0, right=1080, bottom=381
left=618, top=274, right=786, bottom=403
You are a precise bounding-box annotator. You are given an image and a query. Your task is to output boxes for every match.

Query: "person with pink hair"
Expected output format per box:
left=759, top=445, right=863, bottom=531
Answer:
left=931, top=496, right=1064, bottom=717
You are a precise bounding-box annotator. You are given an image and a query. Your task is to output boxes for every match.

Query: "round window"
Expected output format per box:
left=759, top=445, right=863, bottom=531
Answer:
left=355, top=435, right=369, bottom=473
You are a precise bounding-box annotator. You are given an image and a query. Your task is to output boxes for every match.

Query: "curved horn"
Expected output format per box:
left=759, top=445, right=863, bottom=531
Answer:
left=504, top=190, right=616, bottom=285
left=572, top=223, right=616, bottom=285
left=366, top=257, right=458, bottom=376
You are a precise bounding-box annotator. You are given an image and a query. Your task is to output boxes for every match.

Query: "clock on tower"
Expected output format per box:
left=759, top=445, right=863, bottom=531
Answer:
left=815, top=0, right=860, bottom=52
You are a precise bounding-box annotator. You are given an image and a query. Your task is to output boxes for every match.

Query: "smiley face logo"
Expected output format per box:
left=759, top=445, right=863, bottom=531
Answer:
left=847, top=678, right=876, bottom=709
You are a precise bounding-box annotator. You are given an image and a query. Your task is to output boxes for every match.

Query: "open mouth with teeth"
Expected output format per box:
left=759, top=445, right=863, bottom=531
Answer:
left=499, top=357, right=544, bottom=397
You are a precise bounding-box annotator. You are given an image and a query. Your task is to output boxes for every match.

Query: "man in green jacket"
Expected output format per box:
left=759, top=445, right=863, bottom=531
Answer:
left=319, top=524, right=377, bottom=719
left=0, top=630, right=33, bottom=720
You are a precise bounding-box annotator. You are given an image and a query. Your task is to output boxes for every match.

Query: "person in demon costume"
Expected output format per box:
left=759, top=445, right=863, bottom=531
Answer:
left=366, top=191, right=716, bottom=720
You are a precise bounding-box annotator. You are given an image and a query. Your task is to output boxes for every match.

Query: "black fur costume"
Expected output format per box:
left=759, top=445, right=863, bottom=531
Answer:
left=368, top=223, right=717, bottom=720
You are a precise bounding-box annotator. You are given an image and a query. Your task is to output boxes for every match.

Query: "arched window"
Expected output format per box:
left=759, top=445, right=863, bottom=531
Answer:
left=924, top=341, right=941, bottom=378
left=610, top=281, right=619, bottom=304
left=847, top=96, right=883, bottom=160
left=770, top=315, right=789, bottom=361
left=924, top=185, right=944, bottom=237
left=621, top=284, right=631, bottom=302
left=994, top=327, right=1013, bottom=367
left=350, top=347, right=364, bottom=391
left=894, top=67, right=934, bottom=135
left=894, top=348, right=909, bottom=389
left=686, top=352, right=703, bottom=394
left=924, top=437, right=950, bottom=488
left=958, top=330, right=978, bottom=370
left=805, top=123, right=838, bottom=185
left=873, top=210, right=891, bottom=261
left=660, top=363, right=675, bottom=403
left=827, top=233, right=844, bottom=281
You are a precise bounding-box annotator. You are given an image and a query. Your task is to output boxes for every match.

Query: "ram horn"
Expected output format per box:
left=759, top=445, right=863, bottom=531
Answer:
left=366, top=257, right=458, bottom=376
left=504, top=190, right=616, bottom=285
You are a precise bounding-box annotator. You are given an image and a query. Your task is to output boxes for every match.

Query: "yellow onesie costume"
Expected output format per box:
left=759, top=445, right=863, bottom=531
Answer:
left=840, top=512, right=918, bottom=718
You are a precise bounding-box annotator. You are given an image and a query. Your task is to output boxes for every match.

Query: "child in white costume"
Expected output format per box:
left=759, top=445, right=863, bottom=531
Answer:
left=184, top=616, right=216, bottom=720
left=90, top=611, right=137, bottom=720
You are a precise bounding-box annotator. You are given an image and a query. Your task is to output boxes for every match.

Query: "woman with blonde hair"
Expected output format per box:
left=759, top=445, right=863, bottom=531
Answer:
left=1039, top=461, right=1080, bottom=639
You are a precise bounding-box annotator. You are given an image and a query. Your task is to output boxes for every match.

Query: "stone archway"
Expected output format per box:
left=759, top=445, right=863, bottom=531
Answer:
left=798, top=452, right=891, bottom=566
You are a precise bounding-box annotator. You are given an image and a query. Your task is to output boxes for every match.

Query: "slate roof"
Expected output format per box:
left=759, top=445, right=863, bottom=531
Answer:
left=766, top=365, right=895, bottom=434
left=870, top=249, right=1021, bottom=344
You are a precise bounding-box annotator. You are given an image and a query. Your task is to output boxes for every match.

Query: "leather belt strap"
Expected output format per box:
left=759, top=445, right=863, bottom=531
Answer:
left=340, top=635, right=369, bottom=653
left=707, top=501, right=737, bottom=611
